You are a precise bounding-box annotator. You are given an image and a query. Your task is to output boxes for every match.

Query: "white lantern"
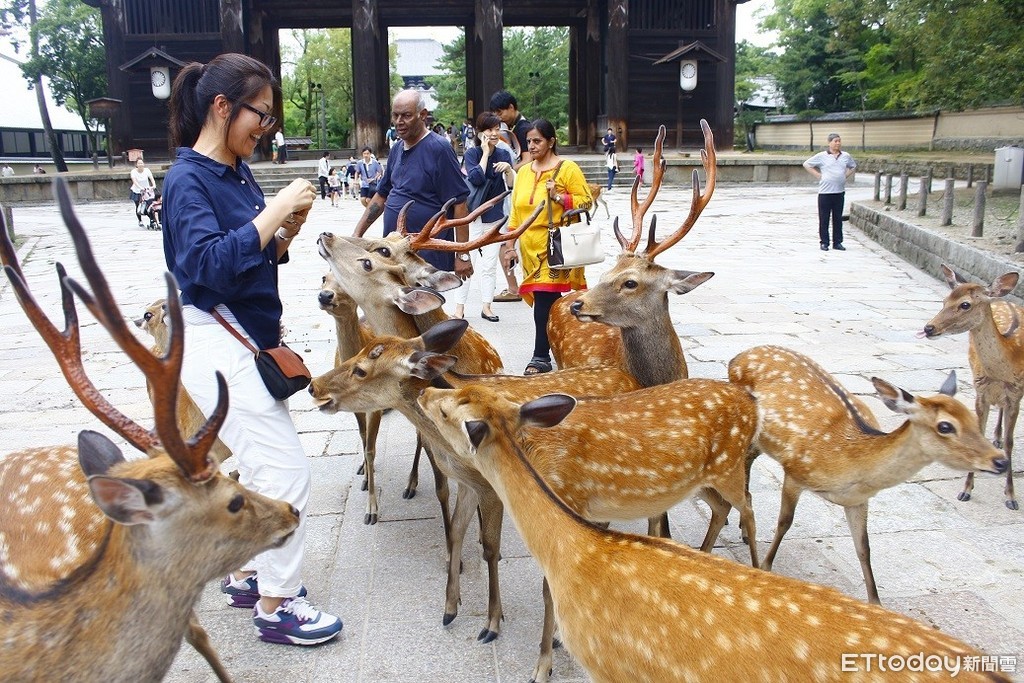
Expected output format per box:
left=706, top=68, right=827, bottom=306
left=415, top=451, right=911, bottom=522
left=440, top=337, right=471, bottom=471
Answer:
left=150, top=66, right=171, bottom=99
left=679, top=60, right=698, bottom=91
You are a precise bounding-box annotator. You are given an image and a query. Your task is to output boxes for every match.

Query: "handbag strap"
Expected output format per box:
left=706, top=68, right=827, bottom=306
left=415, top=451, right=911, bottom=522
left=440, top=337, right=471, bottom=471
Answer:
left=545, top=161, right=565, bottom=229
left=211, top=308, right=259, bottom=355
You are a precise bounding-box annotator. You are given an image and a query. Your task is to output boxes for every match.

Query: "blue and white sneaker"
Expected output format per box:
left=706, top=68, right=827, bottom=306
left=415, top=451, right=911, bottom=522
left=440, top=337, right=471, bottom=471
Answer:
left=253, top=596, right=342, bottom=646
left=221, top=573, right=306, bottom=608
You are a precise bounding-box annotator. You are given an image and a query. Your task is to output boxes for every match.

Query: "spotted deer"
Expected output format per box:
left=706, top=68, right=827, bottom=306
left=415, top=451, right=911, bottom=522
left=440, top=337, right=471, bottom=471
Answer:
left=308, top=319, right=642, bottom=647
left=729, top=345, right=1008, bottom=604
left=0, top=182, right=299, bottom=681
left=922, top=265, right=1023, bottom=510
left=310, top=320, right=761, bottom=680
left=417, top=386, right=1010, bottom=683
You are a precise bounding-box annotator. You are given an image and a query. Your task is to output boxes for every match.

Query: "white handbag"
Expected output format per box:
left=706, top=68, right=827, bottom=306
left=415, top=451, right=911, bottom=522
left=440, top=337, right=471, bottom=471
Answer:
left=548, top=211, right=604, bottom=269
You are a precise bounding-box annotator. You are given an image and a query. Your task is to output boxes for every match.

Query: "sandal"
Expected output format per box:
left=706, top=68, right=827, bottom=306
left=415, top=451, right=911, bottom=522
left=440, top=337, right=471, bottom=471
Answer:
left=524, top=358, right=553, bottom=376
left=494, top=289, right=522, bottom=302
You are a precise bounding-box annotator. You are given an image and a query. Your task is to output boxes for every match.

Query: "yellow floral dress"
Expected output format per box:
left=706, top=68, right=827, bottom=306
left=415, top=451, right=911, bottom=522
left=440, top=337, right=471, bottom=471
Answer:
left=509, top=160, right=594, bottom=306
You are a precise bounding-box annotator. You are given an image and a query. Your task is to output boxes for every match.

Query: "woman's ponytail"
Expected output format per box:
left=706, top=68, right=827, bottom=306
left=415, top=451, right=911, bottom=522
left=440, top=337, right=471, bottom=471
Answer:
left=168, top=62, right=205, bottom=148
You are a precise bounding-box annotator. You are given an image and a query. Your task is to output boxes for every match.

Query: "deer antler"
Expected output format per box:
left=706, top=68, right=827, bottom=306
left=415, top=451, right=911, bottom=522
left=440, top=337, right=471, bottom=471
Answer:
left=397, top=192, right=516, bottom=251
left=643, top=119, right=717, bottom=261
left=408, top=201, right=545, bottom=252
left=0, top=180, right=224, bottom=483
left=614, top=125, right=668, bottom=253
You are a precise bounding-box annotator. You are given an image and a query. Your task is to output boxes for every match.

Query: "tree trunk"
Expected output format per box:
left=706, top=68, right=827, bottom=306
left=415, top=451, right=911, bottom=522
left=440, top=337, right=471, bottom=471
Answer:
left=29, top=0, right=67, bottom=172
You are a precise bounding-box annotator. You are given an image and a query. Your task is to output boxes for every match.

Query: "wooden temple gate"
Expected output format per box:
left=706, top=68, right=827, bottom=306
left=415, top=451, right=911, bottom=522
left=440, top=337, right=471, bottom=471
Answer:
left=82, top=0, right=745, bottom=159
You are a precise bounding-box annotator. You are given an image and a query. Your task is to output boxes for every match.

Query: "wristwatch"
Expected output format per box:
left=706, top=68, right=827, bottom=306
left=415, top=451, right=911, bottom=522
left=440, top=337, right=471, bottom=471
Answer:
left=457, top=253, right=471, bottom=262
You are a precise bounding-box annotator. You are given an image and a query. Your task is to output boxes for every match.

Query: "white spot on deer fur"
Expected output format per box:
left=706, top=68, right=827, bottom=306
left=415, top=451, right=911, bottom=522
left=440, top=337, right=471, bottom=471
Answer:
left=793, top=639, right=809, bottom=660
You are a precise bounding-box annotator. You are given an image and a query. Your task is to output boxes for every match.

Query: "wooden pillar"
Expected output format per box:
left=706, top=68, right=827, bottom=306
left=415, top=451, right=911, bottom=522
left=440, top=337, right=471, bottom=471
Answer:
left=583, top=0, right=601, bottom=150
left=606, top=0, right=629, bottom=148
left=469, top=0, right=504, bottom=122
left=220, top=0, right=244, bottom=54
left=92, top=0, right=129, bottom=158
left=715, top=0, right=737, bottom=150
left=248, top=12, right=278, bottom=161
left=352, top=0, right=388, bottom=155
left=568, top=25, right=580, bottom=145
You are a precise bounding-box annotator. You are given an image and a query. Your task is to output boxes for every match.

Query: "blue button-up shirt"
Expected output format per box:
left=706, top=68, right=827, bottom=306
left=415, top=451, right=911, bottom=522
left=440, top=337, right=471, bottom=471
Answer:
left=162, top=147, right=287, bottom=350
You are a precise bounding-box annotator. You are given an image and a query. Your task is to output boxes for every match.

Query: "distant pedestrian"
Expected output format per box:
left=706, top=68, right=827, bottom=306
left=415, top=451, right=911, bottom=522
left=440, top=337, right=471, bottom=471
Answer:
left=343, top=156, right=356, bottom=199
left=602, top=127, right=617, bottom=154
left=606, top=151, right=619, bottom=190
left=274, top=128, right=287, bottom=164
left=804, top=132, right=856, bottom=251
left=129, top=158, right=156, bottom=227
left=327, top=168, right=341, bottom=207
left=1, top=163, right=14, bottom=177
left=32, top=164, right=46, bottom=175
left=317, top=152, right=331, bottom=200
left=356, top=147, right=382, bottom=208
left=633, top=148, right=644, bottom=185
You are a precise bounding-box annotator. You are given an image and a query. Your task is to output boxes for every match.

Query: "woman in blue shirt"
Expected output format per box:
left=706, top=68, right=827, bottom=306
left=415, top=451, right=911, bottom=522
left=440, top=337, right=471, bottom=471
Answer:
left=163, top=52, right=341, bottom=647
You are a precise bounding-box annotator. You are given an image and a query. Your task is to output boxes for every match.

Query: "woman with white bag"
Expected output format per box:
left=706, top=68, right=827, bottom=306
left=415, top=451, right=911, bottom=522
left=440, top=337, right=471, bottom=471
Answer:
left=451, top=111, right=515, bottom=322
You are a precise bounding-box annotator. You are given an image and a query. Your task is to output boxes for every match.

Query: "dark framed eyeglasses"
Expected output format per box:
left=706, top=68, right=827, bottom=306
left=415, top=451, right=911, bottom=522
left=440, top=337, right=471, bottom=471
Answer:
left=239, top=102, right=277, bottom=129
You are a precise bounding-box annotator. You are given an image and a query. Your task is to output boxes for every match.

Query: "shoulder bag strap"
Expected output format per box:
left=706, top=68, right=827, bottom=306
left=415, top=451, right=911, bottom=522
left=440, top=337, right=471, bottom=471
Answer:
left=211, top=308, right=259, bottom=354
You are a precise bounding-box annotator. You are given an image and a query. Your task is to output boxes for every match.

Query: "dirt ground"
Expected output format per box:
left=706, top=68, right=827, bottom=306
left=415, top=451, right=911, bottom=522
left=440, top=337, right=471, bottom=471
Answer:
left=868, top=183, right=1024, bottom=266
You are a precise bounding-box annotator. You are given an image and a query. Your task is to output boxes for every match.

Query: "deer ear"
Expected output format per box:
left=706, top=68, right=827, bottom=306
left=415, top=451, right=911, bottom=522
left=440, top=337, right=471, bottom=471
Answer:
left=409, top=351, right=458, bottom=379
left=88, top=476, right=164, bottom=525
left=520, top=394, right=577, bottom=428
left=990, top=272, right=1020, bottom=298
left=872, top=377, right=915, bottom=414
left=420, top=318, right=469, bottom=352
left=420, top=270, right=464, bottom=292
left=465, top=420, right=489, bottom=451
left=78, top=430, right=126, bottom=477
left=940, top=264, right=967, bottom=289
left=668, top=270, right=714, bottom=295
left=395, top=287, right=445, bottom=315
left=939, top=370, right=957, bottom=397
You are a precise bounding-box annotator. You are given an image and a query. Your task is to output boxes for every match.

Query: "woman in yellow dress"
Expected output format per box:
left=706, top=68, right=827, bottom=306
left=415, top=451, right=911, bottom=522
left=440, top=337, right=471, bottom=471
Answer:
left=505, top=118, right=593, bottom=375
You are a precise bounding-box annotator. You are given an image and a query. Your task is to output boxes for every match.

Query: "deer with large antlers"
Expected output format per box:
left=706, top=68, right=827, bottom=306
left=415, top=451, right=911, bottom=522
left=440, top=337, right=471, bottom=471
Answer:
left=922, top=265, right=1023, bottom=510
left=729, top=345, right=1008, bottom=604
left=416, top=386, right=1010, bottom=683
left=309, top=320, right=761, bottom=680
left=0, top=183, right=299, bottom=681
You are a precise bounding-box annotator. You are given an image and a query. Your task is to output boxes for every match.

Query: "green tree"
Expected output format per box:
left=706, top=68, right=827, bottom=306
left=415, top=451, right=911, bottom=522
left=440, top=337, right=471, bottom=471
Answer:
left=1, top=0, right=68, bottom=170
left=430, top=34, right=466, bottom=127
left=21, top=0, right=106, bottom=159
left=281, top=29, right=354, bottom=148
left=733, top=40, right=777, bottom=147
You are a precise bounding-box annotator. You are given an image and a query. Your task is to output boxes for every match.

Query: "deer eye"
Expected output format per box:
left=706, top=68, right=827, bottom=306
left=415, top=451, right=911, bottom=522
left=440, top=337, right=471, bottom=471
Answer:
left=321, top=275, right=327, bottom=284
left=623, top=280, right=638, bottom=290
left=937, top=421, right=956, bottom=434
left=353, top=366, right=367, bottom=378
left=359, top=258, right=372, bottom=272
left=959, top=302, right=971, bottom=310
left=227, top=494, right=245, bottom=513
left=374, top=247, right=392, bottom=258
left=143, top=311, right=154, bottom=321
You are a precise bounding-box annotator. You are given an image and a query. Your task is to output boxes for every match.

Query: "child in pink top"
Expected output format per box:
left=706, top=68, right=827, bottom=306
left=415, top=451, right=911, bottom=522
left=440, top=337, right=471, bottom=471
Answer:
left=633, top=148, right=645, bottom=185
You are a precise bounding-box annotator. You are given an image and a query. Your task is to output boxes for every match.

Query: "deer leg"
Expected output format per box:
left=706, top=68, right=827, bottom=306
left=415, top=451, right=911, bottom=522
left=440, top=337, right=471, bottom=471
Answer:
left=1002, top=404, right=1019, bottom=510
left=844, top=502, right=880, bottom=605
left=531, top=578, right=557, bottom=683
left=696, top=488, right=732, bottom=552
left=443, top=484, right=479, bottom=626
left=646, top=512, right=671, bottom=538
left=961, top=400, right=992, bottom=501
left=404, top=431, right=423, bottom=499
left=354, top=412, right=368, bottom=479
left=712, top=469, right=760, bottom=568
left=762, top=475, right=803, bottom=572
left=355, top=411, right=380, bottom=525
left=477, top=489, right=506, bottom=643
left=186, top=612, right=232, bottom=683
left=423, top=445, right=453, bottom=548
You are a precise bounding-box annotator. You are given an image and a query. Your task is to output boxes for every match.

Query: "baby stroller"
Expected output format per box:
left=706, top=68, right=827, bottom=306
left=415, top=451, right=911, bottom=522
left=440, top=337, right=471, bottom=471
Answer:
left=138, top=188, right=162, bottom=230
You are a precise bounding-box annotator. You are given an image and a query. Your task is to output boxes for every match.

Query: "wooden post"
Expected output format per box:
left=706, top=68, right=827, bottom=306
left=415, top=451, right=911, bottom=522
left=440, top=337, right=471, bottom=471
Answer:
left=873, top=171, right=881, bottom=201
left=972, top=181, right=987, bottom=237
left=606, top=0, right=629, bottom=148
left=940, top=178, right=955, bottom=226
left=917, top=177, right=928, bottom=217
left=925, top=166, right=933, bottom=194
left=967, top=165, right=974, bottom=188
left=884, top=173, right=893, bottom=205
left=897, top=173, right=908, bottom=210
left=352, top=0, right=388, bottom=155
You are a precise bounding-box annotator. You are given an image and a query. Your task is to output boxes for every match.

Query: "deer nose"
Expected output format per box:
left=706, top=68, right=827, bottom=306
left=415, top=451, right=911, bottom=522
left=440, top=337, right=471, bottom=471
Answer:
left=993, top=457, right=1009, bottom=474
left=317, top=290, right=334, bottom=306
left=569, top=300, right=583, bottom=316
left=288, top=504, right=300, bottom=519
left=923, top=324, right=935, bottom=336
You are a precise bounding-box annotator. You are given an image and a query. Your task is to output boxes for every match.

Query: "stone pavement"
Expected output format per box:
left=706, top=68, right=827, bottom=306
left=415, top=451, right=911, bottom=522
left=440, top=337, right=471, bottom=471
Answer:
left=2, top=178, right=1022, bottom=682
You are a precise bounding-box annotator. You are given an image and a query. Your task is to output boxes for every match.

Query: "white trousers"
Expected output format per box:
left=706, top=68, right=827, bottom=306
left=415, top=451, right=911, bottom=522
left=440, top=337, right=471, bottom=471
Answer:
left=451, top=218, right=499, bottom=306
left=180, top=318, right=309, bottom=598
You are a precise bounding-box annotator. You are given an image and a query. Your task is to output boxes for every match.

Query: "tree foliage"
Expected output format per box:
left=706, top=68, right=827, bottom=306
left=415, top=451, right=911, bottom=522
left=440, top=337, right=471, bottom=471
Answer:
left=755, top=0, right=1024, bottom=114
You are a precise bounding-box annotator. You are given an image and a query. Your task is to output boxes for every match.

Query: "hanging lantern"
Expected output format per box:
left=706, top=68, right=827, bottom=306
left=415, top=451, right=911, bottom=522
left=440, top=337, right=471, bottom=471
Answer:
left=150, top=66, right=171, bottom=99
left=679, top=60, right=698, bottom=92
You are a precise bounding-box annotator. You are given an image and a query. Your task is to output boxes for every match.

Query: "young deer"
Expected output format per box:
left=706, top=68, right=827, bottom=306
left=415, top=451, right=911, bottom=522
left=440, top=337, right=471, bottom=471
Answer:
left=134, top=297, right=232, bottom=466
left=308, top=319, right=642, bottom=647
left=729, top=345, right=1008, bottom=604
left=569, top=122, right=716, bottom=388
left=417, top=386, right=1010, bottom=683
left=0, top=182, right=299, bottom=681
left=922, top=265, right=1023, bottom=510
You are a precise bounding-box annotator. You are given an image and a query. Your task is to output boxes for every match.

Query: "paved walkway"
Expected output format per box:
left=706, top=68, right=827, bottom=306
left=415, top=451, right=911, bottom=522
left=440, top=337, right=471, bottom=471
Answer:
left=2, top=177, right=1022, bottom=682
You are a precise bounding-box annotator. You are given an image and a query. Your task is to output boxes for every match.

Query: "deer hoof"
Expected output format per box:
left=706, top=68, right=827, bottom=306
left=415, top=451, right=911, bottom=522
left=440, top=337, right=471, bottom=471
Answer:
left=364, top=512, right=378, bottom=525
left=957, top=491, right=972, bottom=502
left=477, top=628, right=499, bottom=644
left=1006, top=499, right=1019, bottom=511
left=442, top=612, right=457, bottom=626
left=356, top=463, right=365, bottom=475
left=402, top=487, right=416, bottom=500
left=552, top=637, right=562, bottom=649
left=361, top=479, right=369, bottom=491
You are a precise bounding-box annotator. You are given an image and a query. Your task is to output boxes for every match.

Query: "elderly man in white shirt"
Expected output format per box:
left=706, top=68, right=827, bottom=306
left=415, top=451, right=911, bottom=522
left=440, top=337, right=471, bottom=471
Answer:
left=804, top=133, right=856, bottom=251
